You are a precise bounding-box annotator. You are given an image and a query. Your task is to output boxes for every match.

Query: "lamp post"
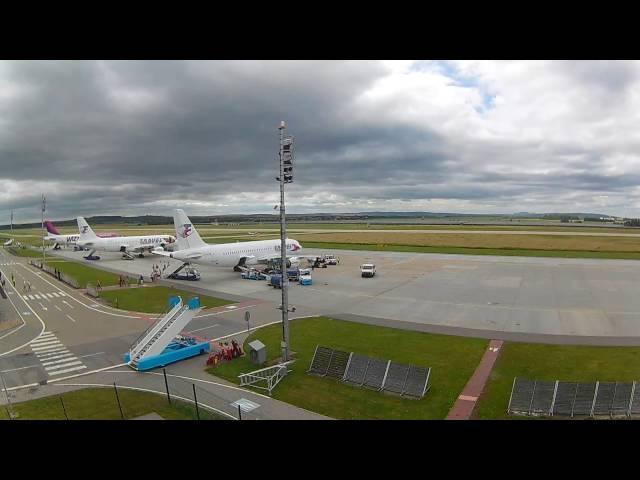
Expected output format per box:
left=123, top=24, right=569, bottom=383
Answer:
left=41, top=195, right=46, bottom=264
left=277, top=121, right=294, bottom=362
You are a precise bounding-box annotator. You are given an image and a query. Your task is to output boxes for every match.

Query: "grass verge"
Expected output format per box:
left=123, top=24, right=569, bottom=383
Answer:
left=473, top=342, right=640, bottom=419
left=301, top=242, right=640, bottom=260
left=99, top=285, right=235, bottom=313
left=43, top=260, right=122, bottom=287
left=208, top=316, right=487, bottom=419
left=4, top=246, right=47, bottom=258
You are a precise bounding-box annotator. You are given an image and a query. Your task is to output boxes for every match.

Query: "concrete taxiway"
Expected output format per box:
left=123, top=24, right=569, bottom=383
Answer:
left=47, top=246, right=640, bottom=343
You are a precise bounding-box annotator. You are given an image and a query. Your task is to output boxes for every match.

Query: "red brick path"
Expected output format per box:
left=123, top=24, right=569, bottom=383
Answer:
left=446, top=339, right=504, bottom=420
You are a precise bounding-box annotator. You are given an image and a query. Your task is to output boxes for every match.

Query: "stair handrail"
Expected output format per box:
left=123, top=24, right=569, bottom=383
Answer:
left=130, top=299, right=183, bottom=356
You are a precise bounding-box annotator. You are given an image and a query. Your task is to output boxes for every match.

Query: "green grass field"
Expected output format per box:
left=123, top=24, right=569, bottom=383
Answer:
left=208, top=317, right=487, bottom=419
left=99, top=286, right=235, bottom=313
left=473, top=342, right=640, bottom=419
left=43, top=260, right=122, bottom=288
left=300, top=241, right=640, bottom=260
left=0, top=387, right=225, bottom=420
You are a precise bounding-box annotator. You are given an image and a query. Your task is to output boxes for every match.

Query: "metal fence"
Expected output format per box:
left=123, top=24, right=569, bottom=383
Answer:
left=1, top=368, right=264, bottom=420
left=29, top=260, right=80, bottom=289
left=508, top=377, right=640, bottom=418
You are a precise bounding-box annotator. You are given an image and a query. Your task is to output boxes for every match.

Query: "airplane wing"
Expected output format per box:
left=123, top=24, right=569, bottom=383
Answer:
left=151, top=250, right=172, bottom=257
left=256, top=254, right=318, bottom=263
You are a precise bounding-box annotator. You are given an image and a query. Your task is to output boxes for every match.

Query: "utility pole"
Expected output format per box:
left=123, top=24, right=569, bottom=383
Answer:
left=41, top=194, right=46, bottom=264
left=10, top=210, right=13, bottom=235
left=277, top=121, right=294, bottom=362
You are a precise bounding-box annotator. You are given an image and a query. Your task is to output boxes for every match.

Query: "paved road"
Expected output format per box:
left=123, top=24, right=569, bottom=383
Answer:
left=0, top=248, right=296, bottom=390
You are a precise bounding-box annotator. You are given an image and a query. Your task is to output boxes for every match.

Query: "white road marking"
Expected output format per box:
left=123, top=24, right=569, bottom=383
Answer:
left=38, top=352, right=73, bottom=362
left=45, top=360, right=83, bottom=371
left=66, top=314, right=76, bottom=323
left=186, top=324, right=220, bottom=334
left=31, top=334, right=56, bottom=343
left=47, top=365, right=87, bottom=376
left=46, top=293, right=54, bottom=298
left=34, top=294, right=41, bottom=299
left=31, top=340, right=62, bottom=349
left=37, top=349, right=70, bottom=358
left=1, top=364, right=41, bottom=373
left=54, top=305, right=62, bottom=312
left=58, top=292, right=66, bottom=296
left=62, top=300, right=74, bottom=309
left=22, top=295, right=28, bottom=299
left=42, top=356, right=79, bottom=366
left=38, top=302, right=47, bottom=311
left=52, top=292, right=60, bottom=298
left=28, top=295, right=35, bottom=300
left=31, top=339, right=59, bottom=347
left=32, top=344, right=65, bottom=353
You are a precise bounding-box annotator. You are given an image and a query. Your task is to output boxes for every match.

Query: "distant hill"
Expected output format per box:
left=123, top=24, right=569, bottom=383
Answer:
left=0, top=211, right=623, bottom=230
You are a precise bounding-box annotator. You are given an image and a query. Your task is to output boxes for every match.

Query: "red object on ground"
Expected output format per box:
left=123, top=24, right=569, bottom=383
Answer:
left=446, top=339, right=504, bottom=420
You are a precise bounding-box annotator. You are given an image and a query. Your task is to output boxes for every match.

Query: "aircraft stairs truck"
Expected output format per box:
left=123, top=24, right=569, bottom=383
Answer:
left=124, top=296, right=210, bottom=371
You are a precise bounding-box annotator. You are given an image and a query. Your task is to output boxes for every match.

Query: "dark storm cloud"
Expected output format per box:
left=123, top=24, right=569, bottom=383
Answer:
left=2, top=60, right=640, bottom=223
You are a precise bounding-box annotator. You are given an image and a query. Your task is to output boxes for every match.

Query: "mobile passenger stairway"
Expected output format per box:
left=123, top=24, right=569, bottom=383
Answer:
left=124, top=296, right=210, bottom=371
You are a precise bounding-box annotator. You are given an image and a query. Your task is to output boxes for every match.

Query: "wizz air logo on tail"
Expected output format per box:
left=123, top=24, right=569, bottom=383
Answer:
left=180, top=224, right=193, bottom=238
left=80, top=226, right=89, bottom=234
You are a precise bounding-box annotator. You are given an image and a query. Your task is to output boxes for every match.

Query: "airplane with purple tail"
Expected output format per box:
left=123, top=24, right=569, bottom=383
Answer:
left=43, top=220, right=119, bottom=249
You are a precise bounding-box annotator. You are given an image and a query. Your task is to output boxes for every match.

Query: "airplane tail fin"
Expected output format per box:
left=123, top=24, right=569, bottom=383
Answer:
left=45, top=221, right=60, bottom=235
left=77, top=217, right=98, bottom=240
left=173, top=209, right=207, bottom=250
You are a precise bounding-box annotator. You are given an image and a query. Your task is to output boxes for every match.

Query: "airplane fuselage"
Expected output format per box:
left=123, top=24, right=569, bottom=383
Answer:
left=169, top=238, right=301, bottom=267
left=78, top=235, right=175, bottom=253
left=44, top=234, right=80, bottom=246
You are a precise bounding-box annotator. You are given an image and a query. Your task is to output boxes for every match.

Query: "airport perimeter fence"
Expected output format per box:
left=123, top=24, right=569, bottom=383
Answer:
left=29, top=260, right=80, bottom=289
left=1, top=370, right=259, bottom=421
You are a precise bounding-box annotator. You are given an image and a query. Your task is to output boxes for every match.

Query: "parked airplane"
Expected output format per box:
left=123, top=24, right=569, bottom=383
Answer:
left=152, top=209, right=308, bottom=271
left=44, top=220, right=121, bottom=250
left=76, top=217, right=176, bottom=260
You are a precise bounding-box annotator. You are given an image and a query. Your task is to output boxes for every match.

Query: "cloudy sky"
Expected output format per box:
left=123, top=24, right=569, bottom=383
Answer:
left=2, top=60, right=640, bottom=223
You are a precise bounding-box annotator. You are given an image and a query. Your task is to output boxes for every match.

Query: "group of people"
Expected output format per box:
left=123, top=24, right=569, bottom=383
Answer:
left=150, top=263, right=169, bottom=282
left=118, top=275, right=129, bottom=287
left=206, top=339, right=244, bottom=366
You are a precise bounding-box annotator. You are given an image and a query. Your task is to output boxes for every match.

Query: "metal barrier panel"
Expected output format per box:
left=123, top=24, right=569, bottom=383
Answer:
left=571, top=383, right=597, bottom=417
left=592, top=381, right=616, bottom=416
left=404, top=366, right=430, bottom=398
left=383, top=362, right=411, bottom=394
left=308, top=346, right=334, bottom=376
left=343, top=353, right=369, bottom=385
left=508, top=378, right=535, bottom=415
left=611, top=382, right=634, bottom=417
left=325, top=349, right=350, bottom=379
left=553, top=382, right=577, bottom=417
left=530, top=381, right=556, bottom=416
left=362, top=358, right=388, bottom=390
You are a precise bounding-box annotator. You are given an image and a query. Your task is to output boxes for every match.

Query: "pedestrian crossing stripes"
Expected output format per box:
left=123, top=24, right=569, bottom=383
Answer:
left=22, top=291, right=67, bottom=301
left=31, top=332, right=87, bottom=377
left=0, top=262, right=17, bottom=266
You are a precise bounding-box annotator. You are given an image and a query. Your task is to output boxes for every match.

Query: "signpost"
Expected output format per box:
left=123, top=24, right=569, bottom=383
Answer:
left=245, top=310, right=251, bottom=332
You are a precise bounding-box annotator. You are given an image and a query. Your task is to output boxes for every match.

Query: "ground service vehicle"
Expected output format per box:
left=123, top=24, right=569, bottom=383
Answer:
left=361, top=264, right=376, bottom=278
